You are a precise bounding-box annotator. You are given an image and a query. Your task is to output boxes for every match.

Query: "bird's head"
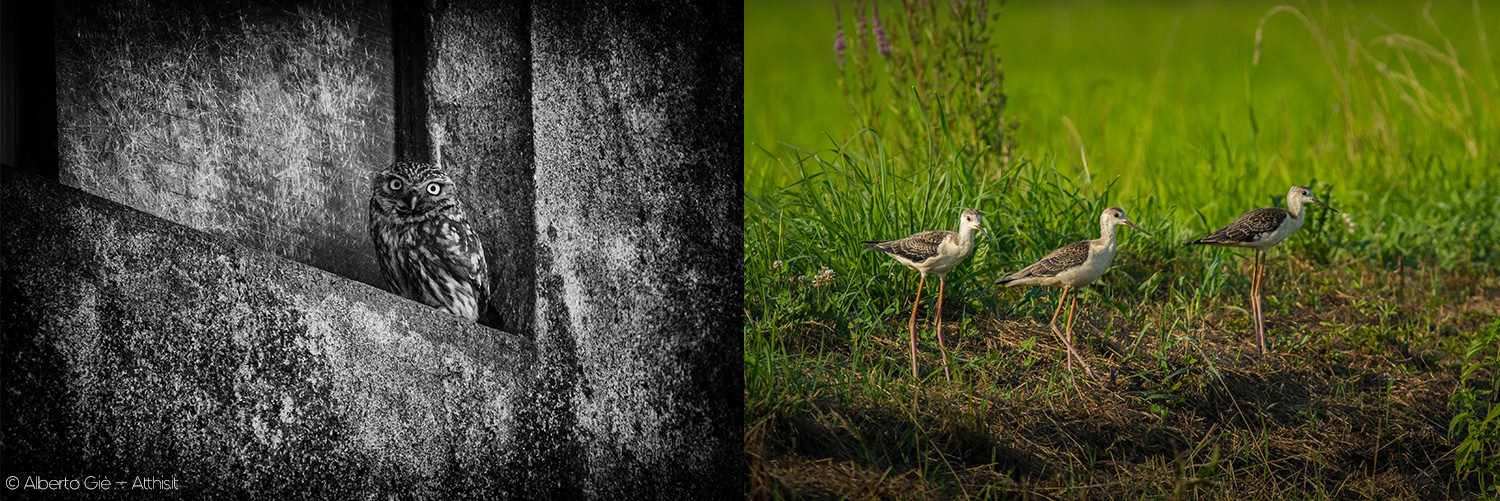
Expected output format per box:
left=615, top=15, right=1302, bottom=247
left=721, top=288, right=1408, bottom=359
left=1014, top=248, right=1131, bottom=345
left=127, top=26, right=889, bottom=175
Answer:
left=1287, top=185, right=1338, bottom=214
left=1102, top=206, right=1151, bottom=236
left=960, top=208, right=987, bottom=237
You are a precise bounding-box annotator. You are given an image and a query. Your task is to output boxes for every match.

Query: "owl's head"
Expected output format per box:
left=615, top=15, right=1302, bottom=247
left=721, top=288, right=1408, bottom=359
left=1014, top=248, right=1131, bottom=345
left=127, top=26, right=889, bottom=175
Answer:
left=371, top=161, right=460, bottom=217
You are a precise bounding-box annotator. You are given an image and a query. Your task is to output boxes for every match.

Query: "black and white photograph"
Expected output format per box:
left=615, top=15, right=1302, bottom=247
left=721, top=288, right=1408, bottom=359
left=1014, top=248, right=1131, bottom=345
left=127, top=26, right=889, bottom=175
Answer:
left=2, top=0, right=740, bottom=497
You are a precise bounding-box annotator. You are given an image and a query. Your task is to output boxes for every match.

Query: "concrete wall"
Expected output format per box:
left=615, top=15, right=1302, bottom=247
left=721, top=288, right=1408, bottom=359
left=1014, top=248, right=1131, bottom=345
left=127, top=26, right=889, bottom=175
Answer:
left=54, top=0, right=539, bottom=336
left=531, top=0, right=742, bottom=497
left=1, top=171, right=535, bottom=498
left=20, top=0, right=742, bottom=496
left=54, top=0, right=394, bottom=289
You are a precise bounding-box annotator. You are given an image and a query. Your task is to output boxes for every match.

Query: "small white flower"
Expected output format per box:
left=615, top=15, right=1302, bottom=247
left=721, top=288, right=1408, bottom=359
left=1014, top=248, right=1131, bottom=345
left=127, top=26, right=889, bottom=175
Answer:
left=811, top=267, right=836, bottom=287
left=772, top=260, right=783, bottom=269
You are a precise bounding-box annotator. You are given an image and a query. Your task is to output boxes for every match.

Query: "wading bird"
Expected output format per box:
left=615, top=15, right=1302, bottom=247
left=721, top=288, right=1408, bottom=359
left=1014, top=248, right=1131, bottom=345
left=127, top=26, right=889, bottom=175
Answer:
left=997, top=207, right=1150, bottom=377
left=1184, top=185, right=1337, bottom=354
left=863, top=209, right=986, bottom=381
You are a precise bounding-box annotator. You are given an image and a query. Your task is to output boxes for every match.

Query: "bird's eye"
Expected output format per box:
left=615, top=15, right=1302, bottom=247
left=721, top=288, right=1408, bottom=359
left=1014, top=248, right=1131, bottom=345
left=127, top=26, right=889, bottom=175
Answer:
left=426, top=183, right=442, bottom=195
left=387, top=179, right=403, bottom=191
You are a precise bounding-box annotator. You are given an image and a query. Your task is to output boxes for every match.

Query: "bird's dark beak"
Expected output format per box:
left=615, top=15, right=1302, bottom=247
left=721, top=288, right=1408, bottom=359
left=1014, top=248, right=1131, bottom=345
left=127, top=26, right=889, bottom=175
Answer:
left=1124, top=220, right=1152, bottom=236
left=1312, top=197, right=1339, bottom=214
left=406, top=196, right=420, bottom=212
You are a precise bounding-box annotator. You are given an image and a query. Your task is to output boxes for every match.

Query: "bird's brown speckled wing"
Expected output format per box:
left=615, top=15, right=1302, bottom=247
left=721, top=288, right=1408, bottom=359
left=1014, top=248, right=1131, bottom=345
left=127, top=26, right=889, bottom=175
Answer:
left=1002, top=240, right=1090, bottom=282
left=1186, top=208, right=1289, bottom=245
left=863, top=230, right=953, bottom=263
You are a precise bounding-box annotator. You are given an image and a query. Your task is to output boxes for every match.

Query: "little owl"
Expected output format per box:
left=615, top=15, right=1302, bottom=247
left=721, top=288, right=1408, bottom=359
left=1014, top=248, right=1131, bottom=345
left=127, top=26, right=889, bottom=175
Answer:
left=368, top=161, right=490, bottom=321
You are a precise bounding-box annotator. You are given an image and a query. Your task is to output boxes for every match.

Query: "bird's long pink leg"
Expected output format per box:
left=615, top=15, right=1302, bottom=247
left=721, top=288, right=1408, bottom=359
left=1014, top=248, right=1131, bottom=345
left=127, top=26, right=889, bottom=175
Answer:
left=1255, top=251, right=1267, bottom=354
left=935, top=277, right=952, bottom=382
left=1064, top=291, right=1095, bottom=377
left=1048, top=287, right=1072, bottom=370
left=1248, top=251, right=1258, bottom=354
left=908, top=274, right=926, bottom=379
left=1250, top=251, right=1259, bottom=353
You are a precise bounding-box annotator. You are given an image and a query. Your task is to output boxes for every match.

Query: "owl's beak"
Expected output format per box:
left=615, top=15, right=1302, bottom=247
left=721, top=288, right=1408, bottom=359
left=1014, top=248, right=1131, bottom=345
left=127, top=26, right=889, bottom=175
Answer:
left=406, top=196, right=420, bottom=212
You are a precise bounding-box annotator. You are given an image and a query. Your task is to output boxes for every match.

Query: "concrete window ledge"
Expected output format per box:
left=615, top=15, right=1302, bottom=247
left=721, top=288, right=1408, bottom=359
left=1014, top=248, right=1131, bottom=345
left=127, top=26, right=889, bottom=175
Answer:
left=1, top=171, right=538, bottom=497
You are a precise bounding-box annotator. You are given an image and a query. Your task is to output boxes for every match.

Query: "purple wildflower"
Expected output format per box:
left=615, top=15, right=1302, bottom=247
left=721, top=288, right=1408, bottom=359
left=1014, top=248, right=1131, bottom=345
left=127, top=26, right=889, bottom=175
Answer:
left=872, top=2, right=890, bottom=57
left=834, top=5, right=847, bottom=67
left=855, top=4, right=867, bottom=37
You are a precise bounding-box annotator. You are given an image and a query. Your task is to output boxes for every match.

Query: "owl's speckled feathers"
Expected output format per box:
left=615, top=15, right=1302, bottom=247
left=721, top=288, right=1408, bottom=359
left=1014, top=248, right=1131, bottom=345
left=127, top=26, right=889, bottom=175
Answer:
left=368, top=161, right=490, bottom=321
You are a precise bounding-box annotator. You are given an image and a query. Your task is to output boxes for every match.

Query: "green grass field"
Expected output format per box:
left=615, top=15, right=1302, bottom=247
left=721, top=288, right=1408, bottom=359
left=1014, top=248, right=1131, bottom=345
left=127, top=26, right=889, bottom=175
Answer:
left=745, top=0, right=1500, bottom=498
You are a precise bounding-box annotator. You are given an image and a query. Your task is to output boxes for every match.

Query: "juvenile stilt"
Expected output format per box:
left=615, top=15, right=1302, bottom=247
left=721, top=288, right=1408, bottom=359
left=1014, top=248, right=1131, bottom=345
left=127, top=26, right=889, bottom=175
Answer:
left=998, top=207, right=1149, bottom=378
left=1185, top=185, right=1337, bottom=354
left=864, top=209, right=986, bottom=381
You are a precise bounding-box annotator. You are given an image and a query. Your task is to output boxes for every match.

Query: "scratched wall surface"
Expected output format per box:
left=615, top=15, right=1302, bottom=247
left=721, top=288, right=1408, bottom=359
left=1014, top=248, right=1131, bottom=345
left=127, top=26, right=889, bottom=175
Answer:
left=0, top=172, right=535, bottom=498
left=531, top=0, right=743, bottom=497
left=53, top=0, right=394, bottom=289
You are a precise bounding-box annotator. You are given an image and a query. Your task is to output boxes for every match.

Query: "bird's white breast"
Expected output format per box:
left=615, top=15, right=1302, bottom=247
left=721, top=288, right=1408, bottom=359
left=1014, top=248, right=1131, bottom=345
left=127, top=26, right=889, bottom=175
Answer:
left=917, top=236, right=973, bottom=276
left=1254, top=214, right=1303, bottom=251
left=1053, top=241, right=1114, bottom=288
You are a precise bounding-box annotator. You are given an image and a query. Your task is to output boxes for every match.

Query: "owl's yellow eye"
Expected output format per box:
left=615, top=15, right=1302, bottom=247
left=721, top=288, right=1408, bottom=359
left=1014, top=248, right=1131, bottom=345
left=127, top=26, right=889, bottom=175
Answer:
left=426, top=183, right=442, bottom=196
left=387, top=179, right=404, bottom=191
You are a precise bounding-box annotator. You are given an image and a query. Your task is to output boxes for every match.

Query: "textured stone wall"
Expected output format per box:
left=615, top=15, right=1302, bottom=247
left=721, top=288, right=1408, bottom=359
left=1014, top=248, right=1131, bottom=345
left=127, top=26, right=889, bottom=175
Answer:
left=53, top=0, right=539, bottom=337
left=53, top=0, right=394, bottom=289
left=531, top=0, right=743, bottom=497
left=1, top=172, right=535, bottom=498
left=19, top=0, right=742, bottom=496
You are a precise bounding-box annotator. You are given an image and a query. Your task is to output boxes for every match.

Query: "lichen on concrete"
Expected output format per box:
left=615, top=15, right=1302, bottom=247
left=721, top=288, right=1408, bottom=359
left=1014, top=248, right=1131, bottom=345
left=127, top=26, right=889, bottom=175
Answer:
left=53, top=0, right=394, bottom=291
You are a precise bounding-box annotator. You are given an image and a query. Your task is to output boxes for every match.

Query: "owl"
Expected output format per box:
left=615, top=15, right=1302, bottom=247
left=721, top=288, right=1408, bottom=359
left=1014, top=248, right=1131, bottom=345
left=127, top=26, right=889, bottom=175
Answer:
left=368, top=161, right=490, bottom=322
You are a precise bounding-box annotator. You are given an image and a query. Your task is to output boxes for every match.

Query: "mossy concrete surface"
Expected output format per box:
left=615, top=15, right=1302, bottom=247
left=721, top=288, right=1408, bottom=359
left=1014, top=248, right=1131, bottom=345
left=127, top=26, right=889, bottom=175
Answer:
left=531, top=0, right=743, bottom=497
left=1, top=171, right=534, bottom=498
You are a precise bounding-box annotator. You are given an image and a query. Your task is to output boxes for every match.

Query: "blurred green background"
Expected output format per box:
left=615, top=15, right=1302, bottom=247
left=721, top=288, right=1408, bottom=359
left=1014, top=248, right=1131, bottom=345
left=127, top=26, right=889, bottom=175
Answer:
left=747, top=0, right=1496, bottom=212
